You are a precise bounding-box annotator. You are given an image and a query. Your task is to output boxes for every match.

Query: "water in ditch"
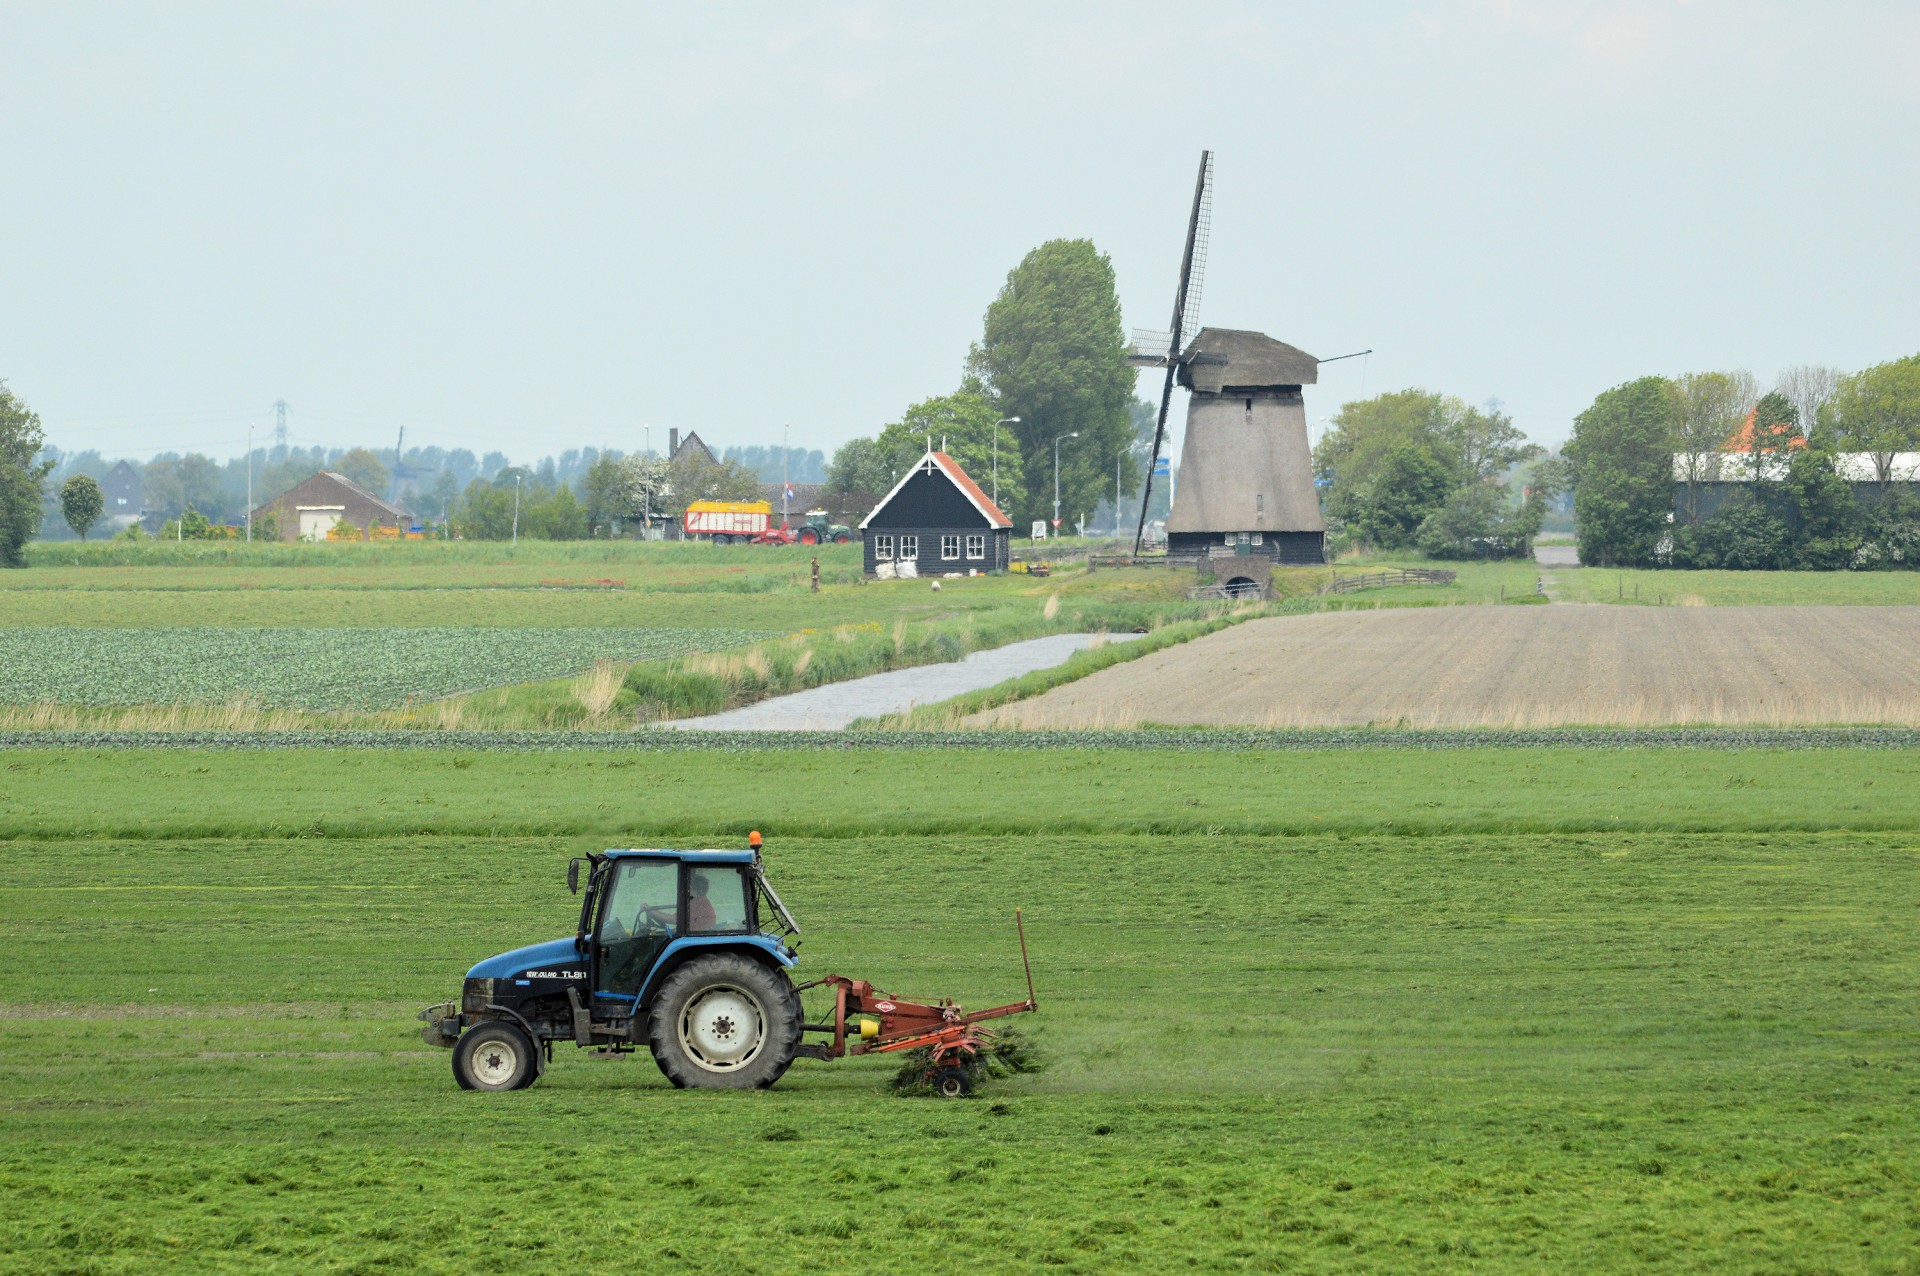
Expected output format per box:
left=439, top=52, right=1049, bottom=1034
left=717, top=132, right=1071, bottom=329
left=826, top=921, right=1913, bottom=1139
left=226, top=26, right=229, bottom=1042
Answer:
left=658, top=631, right=1145, bottom=731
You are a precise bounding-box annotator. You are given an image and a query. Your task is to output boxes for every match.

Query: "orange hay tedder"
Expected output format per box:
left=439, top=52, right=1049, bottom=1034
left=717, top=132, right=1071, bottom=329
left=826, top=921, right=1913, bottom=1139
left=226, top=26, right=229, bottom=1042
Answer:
left=796, top=912, right=1039, bottom=1097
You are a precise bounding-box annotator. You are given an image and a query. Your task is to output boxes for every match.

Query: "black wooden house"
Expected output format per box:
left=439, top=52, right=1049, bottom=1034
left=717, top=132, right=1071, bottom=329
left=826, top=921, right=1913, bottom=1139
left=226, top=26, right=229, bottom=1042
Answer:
left=858, top=452, right=1012, bottom=576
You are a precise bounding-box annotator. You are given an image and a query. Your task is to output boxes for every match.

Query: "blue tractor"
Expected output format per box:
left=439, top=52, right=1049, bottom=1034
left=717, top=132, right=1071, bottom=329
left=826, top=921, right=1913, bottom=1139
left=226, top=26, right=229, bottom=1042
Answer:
left=421, top=838, right=808, bottom=1091
left=421, top=835, right=1038, bottom=1095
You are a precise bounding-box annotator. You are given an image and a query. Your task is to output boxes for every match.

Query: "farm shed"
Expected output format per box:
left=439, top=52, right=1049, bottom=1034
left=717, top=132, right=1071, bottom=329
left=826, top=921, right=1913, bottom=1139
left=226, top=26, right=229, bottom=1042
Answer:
left=1672, top=451, right=1920, bottom=524
left=1164, top=327, right=1327, bottom=570
left=858, top=452, right=1011, bottom=577
left=252, top=470, right=413, bottom=542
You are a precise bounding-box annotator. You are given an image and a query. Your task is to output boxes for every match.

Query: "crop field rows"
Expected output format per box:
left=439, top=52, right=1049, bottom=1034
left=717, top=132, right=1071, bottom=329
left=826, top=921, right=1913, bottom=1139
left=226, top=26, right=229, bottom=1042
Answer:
left=0, top=627, right=775, bottom=710
left=976, top=605, right=1920, bottom=729
left=1, top=748, right=1916, bottom=1273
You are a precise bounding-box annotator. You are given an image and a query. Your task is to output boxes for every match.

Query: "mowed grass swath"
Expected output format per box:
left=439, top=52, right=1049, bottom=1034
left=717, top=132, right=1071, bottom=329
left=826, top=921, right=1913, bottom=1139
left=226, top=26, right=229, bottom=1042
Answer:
left=0, top=748, right=1915, bottom=1271
left=0, top=627, right=772, bottom=710
left=7, top=745, right=1920, bottom=840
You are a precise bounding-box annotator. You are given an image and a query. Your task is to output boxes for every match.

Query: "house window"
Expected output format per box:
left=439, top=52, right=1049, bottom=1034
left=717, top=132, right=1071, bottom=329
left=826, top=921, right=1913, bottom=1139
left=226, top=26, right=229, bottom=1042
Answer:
left=874, top=535, right=894, bottom=560
left=899, top=535, right=919, bottom=560
left=941, top=535, right=960, bottom=561
left=1251, top=531, right=1263, bottom=545
left=966, top=534, right=985, bottom=560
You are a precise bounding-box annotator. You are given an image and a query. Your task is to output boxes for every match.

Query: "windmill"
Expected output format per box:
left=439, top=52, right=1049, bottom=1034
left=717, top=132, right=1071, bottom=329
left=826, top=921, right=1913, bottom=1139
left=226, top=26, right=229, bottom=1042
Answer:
left=1128, top=151, right=1213, bottom=556
left=1128, top=152, right=1343, bottom=581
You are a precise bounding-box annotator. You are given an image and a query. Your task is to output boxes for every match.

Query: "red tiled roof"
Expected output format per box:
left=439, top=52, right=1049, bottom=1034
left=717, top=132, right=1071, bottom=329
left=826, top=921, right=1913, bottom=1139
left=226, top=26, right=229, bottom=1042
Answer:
left=1721, top=408, right=1806, bottom=454
left=931, top=452, right=1012, bottom=528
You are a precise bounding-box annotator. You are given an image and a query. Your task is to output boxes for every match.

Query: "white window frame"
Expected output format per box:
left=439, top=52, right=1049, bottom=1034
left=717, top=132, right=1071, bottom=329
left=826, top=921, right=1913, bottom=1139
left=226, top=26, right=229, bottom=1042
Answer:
left=965, top=534, right=985, bottom=560
left=941, top=534, right=960, bottom=561
left=874, top=534, right=894, bottom=560
left=899, top=534, right=919, bottom=560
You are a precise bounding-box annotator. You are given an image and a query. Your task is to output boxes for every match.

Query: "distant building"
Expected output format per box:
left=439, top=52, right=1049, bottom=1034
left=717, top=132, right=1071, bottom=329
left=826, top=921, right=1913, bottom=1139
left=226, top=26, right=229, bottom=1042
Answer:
left=858, top=452, right=1011, bottom=576
left=763, top=481, right=831, bottom=523
left=1672, top=451, right=1920, bottom=523
left=102, top=460, right=143, bottom=530
left=252, top=471, right=413, bottom=541
left=668, top=429, right=717, bottom=466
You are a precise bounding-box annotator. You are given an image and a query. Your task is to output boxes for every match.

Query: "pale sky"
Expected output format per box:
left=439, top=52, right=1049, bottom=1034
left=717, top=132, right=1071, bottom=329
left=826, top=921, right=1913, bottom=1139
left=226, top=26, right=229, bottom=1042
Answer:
left=3, top=1, right=1915, bottom=466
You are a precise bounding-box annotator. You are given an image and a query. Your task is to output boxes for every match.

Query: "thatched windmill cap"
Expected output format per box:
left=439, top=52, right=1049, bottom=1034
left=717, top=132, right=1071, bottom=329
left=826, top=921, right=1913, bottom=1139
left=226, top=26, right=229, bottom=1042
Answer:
left=1178, top=328, right=1319, bottom=394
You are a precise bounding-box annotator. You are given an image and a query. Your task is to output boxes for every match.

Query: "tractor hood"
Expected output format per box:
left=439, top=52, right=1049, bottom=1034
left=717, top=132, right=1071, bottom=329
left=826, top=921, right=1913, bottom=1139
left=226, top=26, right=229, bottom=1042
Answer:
left=466, top=937, right=581, bottom=981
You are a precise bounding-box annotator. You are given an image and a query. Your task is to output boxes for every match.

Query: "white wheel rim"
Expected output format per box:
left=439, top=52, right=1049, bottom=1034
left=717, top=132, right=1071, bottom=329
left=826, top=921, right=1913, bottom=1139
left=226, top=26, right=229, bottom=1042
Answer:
left=678, top=985, right=766, bottom=1072
left=473, top=1036, right=521, bottom=1087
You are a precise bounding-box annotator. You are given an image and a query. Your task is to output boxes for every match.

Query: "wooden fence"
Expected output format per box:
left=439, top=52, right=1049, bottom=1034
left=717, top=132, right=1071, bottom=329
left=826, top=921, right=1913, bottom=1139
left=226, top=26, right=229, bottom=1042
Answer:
left=1317, top=568, right=1457, bottom=595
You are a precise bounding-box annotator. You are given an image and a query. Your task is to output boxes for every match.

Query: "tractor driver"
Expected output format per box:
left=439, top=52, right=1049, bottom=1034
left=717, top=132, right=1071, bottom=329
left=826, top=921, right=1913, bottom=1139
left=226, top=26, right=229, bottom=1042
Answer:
left=687, top=873, right=718, bottom=932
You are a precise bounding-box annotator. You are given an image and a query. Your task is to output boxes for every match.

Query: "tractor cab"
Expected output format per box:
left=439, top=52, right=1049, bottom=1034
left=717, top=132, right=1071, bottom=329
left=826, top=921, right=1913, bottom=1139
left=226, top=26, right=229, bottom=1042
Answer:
left=573, top=847, right=799, bottom=1015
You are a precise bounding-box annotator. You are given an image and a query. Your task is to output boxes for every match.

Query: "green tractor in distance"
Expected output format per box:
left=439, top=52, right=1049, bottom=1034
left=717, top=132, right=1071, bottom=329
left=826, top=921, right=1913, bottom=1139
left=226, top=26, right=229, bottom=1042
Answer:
left=794, top=508, right=854, bottom=545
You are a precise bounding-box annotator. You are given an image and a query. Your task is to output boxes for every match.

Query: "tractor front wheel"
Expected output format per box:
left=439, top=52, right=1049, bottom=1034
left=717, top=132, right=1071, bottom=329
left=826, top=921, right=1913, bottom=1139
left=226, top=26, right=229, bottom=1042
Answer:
left=648, top=954, right=798, bottom=1089
left=833, top=532, right=852, bottom=544
left=453, top=1022, right=538, bottom=1092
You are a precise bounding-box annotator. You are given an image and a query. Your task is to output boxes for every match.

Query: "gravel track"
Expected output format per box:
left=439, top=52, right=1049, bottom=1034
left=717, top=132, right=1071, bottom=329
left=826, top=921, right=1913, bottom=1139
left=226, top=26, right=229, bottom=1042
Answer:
left=968, top=605, right=1920, bottom=729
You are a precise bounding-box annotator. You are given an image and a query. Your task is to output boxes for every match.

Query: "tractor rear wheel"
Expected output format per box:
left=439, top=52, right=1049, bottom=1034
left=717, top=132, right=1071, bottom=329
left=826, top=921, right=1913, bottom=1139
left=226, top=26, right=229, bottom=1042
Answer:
left=648, top=954, right=798, bottom=1090
left=453, top=1022, right=538, bottom=1092
left=798, top=527, right=821, bottom=545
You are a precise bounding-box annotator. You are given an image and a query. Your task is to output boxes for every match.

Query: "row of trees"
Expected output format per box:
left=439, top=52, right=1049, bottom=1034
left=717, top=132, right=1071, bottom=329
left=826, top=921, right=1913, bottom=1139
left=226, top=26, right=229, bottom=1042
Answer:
left=1570, top=356, right=1920, bottom=569
left=826, top=239, right=1150, bottom=533
left=1312, top=390, right=1555, bottom=558
left=32, top=436, right=806, bottom=540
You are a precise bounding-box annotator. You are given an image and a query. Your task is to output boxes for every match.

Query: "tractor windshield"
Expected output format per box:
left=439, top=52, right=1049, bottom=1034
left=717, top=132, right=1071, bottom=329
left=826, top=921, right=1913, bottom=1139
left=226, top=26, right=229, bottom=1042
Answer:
left=754, top=863, right=800, bottom=937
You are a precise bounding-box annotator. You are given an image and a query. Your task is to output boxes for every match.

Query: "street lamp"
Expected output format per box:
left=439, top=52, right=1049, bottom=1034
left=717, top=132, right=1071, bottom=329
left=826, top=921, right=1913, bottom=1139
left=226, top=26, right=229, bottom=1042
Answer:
left=511, top=471, right=522, bottom=548
left=1053, top=432, right=1079, bottom=532
left=994, top=416, right=1019, bottom=507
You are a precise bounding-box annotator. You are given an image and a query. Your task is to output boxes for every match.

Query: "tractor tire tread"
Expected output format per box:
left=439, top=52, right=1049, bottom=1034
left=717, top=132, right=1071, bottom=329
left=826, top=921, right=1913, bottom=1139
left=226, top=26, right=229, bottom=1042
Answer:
left=647, top=953, right=799, bottom=1090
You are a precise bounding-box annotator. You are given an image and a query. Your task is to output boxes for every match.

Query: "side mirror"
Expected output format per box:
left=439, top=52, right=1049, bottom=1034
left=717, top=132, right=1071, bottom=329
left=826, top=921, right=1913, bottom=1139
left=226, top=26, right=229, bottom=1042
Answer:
left=568, top=858, right=583, bottom=895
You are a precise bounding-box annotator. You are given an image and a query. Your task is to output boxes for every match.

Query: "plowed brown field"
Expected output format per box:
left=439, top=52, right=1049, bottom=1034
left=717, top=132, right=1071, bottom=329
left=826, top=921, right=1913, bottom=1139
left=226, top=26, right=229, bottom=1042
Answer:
left=968, top=605, right=1920, bottom=728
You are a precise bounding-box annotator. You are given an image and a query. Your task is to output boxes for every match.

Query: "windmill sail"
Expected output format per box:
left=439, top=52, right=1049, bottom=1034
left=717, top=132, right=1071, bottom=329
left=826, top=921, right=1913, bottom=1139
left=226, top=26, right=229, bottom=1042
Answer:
left=1133, top=150, right=1213, bottom=555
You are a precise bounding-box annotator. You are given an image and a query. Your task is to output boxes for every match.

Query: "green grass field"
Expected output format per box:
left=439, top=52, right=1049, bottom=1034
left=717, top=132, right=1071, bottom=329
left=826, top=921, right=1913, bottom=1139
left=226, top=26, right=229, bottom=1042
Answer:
left=1550, top=568, right=1920, bottom=607
left=1, top=748, right=1915, bottom=1272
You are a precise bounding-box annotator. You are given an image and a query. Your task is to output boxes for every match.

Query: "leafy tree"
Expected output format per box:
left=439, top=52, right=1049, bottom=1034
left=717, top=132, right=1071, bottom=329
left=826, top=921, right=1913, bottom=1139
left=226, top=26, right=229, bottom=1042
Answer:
left=825, top=437, right=901, bottom=516
left=60, top=474, right=104, bottom=540
left=1858, top=491, right=1920, bottom=569
left=611, top=455, right=673, bottom=534
left=1775, top=365, right=1842, bottom=440
left=1831, top=355, right=1920, bottom=496
left=579, top=454, right=625, bottom=536
left=1312, top=390, right=1530, bottom=548
left=522, top=484, right=589, bottom=540
left=1669, top=494, right=1792, bottom=570
left=425, top=468, right=460, bottom=521
left=336, top=447, right=390, bottom=495
left=1670, top=371, right=1756, bottom=522
left=1781, top=439, right=1859, bottom=569
left=1447, top=399, right=1538, bottom=484
left=966, top=239, right=1134, bottom=526
left=1353, top=441, right=1455, bottom=548
left=666, top=450, right=761, bottom=516
left=875, top=391, right=1028, bottom=518
left=450, top=479, right=516, bottom=540
left=0, top=380, right=52, bottom=566
left=1566, top=376, right=1677, bottom=568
